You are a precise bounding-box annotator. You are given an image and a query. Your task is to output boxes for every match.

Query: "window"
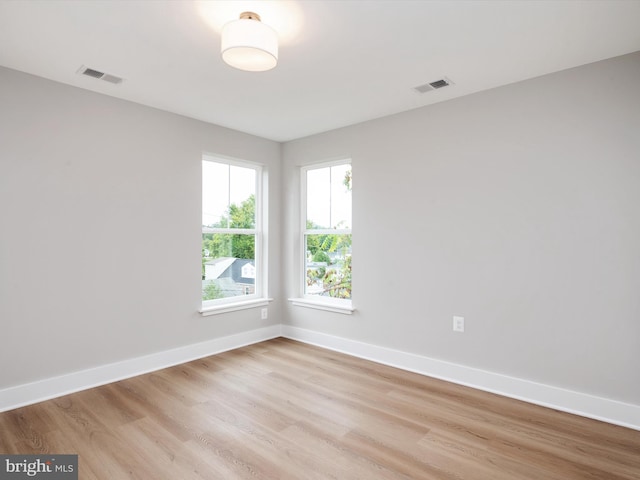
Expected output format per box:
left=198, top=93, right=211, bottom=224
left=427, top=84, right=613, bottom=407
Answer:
left=201, top=156, right=265, bottom=312
left=299, top=161, right=352, bottom=310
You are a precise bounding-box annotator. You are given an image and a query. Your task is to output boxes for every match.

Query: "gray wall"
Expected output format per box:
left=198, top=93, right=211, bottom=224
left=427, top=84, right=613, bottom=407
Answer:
left=2, top=51, right=639, bottom=409
left=0, top=66, right=282, bottom=389
left=282, top=52, right=640, bottom=406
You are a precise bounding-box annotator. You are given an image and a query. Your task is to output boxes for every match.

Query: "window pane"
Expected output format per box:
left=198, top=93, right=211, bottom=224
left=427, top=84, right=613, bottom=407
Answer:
left=330, top=163, right=352, bottom=229
left=202, top=161, right=229, bottom=227
left=304, top=233, right=351, bottom=299
left=306, top=167, right=330, bottom=229
left=230, top=165, right=256, bottom=228
left=202, top=233, right=256, bottom=300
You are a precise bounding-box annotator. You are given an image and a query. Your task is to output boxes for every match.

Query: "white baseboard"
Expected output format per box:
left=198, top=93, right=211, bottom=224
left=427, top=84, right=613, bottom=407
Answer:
left=0, top=325, right=282, bottom=413
left=4, top=323, right=638, bottom=431
left=281, top=325, right=640, bottom=431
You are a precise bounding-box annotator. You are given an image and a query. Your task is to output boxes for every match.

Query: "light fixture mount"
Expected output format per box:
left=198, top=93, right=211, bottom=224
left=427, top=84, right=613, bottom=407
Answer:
left=221, top=11, right=278, bottom=72
left=239, top=11, right=260, bottom=21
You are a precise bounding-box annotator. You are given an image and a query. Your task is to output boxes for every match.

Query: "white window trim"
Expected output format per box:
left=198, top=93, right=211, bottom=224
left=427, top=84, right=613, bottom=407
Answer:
left=288, top=297, right=354, bottom=315
left=200, top=297, right=274, bottom=316
left=200, top=155, right=268, bottom=315
left=289, top=159, right=353, bottom=312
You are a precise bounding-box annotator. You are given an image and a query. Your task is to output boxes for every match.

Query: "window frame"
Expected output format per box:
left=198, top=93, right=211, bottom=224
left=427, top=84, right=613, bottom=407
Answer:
left=200, top=154, right=269, bottom=316
left=294, top=159, right=354, bottom=314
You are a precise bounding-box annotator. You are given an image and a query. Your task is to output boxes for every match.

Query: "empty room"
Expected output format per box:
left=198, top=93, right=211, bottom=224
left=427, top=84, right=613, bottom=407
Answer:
left=1, top=1, right=639, bottom=478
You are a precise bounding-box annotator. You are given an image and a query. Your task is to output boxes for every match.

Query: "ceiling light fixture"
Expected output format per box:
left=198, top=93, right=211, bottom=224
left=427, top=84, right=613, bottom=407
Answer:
left=221, top=12, right=278, bottom=72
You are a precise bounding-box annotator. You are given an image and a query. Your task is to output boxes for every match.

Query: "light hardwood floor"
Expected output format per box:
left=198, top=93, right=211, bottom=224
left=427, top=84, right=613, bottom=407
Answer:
left=1, top=338, right=639, bottom=479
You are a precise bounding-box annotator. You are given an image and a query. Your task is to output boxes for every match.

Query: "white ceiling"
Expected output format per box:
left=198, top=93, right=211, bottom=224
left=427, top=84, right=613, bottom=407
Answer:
left=1, top=0, right=639, bottom=142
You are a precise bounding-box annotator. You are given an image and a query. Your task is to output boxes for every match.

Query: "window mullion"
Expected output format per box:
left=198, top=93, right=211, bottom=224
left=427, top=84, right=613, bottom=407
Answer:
left=304, top=229, right=351, bottom=235
left=206, top=228, right=257, bottom=235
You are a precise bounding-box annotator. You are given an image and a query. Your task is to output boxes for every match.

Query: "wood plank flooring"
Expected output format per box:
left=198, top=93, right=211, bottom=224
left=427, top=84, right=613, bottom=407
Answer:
left=1, top=338, right=639, bottom=479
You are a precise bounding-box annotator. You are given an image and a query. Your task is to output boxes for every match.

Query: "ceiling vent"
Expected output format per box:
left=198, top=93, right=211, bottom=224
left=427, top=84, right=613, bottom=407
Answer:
left=414, top=77, right=453, bottom=93
left=77, top=65, right=123, bottom=85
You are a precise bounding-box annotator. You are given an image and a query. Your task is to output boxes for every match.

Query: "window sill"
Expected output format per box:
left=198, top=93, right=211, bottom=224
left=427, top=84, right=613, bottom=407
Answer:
left=288, top=298, right=355, bottom=315
left=200, top=298, right=273, bottom=317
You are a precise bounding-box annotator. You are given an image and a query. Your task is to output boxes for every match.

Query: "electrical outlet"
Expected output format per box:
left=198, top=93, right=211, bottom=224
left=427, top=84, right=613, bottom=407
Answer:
left=261, top=308, right=268, bottom=320
left=453, top=316, right=465, bottom=332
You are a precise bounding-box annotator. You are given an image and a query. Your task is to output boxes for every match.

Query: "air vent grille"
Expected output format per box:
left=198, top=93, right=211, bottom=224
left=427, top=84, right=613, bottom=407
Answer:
left=77, top=65, right=124, bottom=85
left=414, top=77, right=454, bottom=94
left=429, top=79, right=450, bottom=89
left=82, top=67, right=104, bottom=79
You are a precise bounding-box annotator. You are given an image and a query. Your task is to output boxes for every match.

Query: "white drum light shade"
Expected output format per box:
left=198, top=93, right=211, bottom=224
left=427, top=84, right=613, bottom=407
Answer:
left=221, top=12, right=278, bottom=72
